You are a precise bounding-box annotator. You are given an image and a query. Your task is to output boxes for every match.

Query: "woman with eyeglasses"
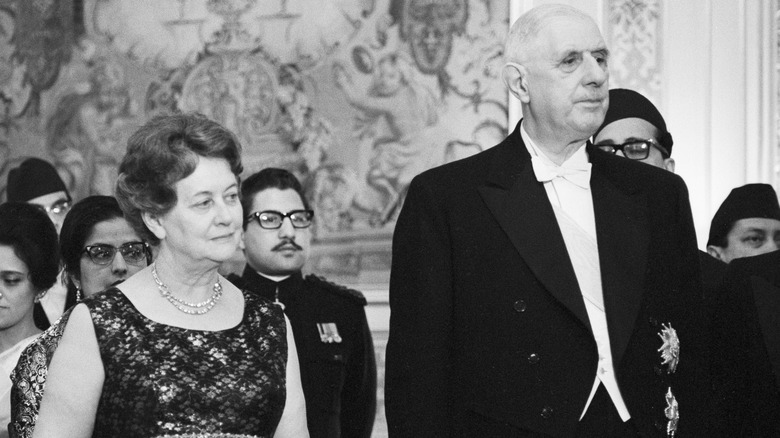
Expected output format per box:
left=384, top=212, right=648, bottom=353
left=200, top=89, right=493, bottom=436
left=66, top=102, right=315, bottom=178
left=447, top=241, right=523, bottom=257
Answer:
left=59, top=195, right=151, bottom=304
left=9, top=195, right=151, bottom=438
left=0, top=203, right=60, bottom=438
left=31, top=113, right=308, bottom=438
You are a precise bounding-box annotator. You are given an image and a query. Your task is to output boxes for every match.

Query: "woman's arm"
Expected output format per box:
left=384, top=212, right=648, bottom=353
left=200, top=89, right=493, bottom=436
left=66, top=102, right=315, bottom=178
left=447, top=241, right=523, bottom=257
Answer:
left=33, top=304, right=104, bottom=438
left=273, top=316, right=309, bottom=438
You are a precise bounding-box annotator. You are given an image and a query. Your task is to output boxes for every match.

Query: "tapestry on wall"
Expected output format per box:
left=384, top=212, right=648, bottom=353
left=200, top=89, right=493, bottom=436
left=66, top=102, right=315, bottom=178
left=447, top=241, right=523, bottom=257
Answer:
left=0, top=0, right=509, bottom=282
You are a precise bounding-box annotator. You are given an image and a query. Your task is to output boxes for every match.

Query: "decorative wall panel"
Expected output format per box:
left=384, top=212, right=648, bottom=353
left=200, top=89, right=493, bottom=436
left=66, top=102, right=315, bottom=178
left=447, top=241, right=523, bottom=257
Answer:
left=605, top=0, right=663, bottom=105
left=776, top=0, right=780, bottom=184
left=0, top=0, right=509, bottom=288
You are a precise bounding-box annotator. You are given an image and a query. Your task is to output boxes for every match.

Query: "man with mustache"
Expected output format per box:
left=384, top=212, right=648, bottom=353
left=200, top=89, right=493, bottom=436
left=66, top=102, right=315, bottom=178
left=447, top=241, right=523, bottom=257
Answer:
left=385, top=4, right=711, bottom=437
left=231, top=167, right=377, bottom=438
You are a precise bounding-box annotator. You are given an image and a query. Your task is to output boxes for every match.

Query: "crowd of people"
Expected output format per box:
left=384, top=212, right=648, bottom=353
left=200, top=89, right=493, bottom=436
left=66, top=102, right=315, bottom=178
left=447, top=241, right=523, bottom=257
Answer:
left=0, top=113, right=376, bottom=438
left=0, top=3, right=778, bottom=438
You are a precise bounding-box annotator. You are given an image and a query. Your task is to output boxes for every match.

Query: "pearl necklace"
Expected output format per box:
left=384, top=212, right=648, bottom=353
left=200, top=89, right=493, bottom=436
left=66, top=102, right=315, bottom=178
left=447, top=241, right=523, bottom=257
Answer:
left=152, top=262, right=223, bottom=315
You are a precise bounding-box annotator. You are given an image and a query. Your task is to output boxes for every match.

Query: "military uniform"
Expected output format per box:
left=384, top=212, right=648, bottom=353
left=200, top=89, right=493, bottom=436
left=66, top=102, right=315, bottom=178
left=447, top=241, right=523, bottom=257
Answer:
left=230, top=267, right=377, bottom=438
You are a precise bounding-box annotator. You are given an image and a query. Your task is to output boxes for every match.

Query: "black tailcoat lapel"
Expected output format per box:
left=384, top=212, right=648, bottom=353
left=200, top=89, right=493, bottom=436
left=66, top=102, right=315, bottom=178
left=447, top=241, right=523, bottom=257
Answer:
left=477, top=133, right=651, bottom=367
left=589, top=147, right=649, bottom=366
left=478, top=133, right=590, bottom=331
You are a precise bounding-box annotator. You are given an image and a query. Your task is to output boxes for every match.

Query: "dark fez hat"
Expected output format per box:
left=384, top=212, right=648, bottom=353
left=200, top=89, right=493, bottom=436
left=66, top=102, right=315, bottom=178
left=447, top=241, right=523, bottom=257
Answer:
left=707, top=183, right=780, bottom=246
left=6, top=157, right=70, bottom=202
left=593, top=88, right=674, bottom=156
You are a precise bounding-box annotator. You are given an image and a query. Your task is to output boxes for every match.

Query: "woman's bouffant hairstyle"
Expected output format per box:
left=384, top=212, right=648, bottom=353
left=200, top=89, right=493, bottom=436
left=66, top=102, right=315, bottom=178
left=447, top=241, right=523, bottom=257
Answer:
left=115, top=113, right=243, bottom=245
left=0, top=202, right=60, bottom=291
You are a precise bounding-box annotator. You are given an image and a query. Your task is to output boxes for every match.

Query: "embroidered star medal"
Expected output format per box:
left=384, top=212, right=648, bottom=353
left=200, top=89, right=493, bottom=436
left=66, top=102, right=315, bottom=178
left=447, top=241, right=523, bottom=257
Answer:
left=664, top=387, right=679, bottom=437
left=657, top=323, right=680, bottom=374
left=317, top=323, right=342, bottom=343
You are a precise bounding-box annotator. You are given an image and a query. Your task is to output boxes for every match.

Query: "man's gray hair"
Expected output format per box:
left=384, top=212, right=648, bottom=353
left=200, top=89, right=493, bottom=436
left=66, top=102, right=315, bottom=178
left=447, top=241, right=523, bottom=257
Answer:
left=504, top=4, right=592, bottom=63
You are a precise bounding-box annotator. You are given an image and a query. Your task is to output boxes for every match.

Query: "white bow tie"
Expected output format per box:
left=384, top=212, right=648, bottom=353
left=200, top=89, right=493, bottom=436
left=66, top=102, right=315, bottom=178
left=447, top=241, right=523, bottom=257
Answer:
left=531, top=155, right=592, bottom=189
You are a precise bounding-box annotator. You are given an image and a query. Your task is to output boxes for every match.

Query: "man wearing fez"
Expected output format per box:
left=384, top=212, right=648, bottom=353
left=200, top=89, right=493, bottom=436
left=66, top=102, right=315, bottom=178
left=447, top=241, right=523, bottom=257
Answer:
left=385, top=4, right=710, bottom=437
left=593, top=88, right=727, bottom=293
left=6, top=157, right=71, bottom=329
left=709, top=184, right=780, bottom=435
left=707, top=183, right=780, bottom=263
left=592, top=88, right=676, bottom=172
left=229, top=168, right=376, bottom=438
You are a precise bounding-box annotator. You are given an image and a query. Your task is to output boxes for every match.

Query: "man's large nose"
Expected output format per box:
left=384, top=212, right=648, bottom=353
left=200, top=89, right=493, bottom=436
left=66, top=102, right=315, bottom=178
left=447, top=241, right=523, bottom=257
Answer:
left=278, top=217, right=296, bottom=238
left=582, top=53, right=608, bottom=87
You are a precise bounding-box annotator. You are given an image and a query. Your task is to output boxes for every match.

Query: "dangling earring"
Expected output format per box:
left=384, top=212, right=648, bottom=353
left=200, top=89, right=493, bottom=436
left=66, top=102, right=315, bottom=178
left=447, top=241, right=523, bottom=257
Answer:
left=33, top=290, right=47, bottom=303
left=76, top=286, right=83, bottom=302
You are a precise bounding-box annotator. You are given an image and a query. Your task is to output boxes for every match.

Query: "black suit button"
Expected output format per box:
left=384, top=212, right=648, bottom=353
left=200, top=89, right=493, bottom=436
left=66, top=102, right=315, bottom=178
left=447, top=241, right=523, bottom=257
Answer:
left=653, top=365, right=663, bottom=376
left=528, top=353, right=540, bottom=364
left=649, top=317, right=659, bottom=327
left=513, top=300, right=527, bottom=312
left=541, top=406, right=553, bottom=419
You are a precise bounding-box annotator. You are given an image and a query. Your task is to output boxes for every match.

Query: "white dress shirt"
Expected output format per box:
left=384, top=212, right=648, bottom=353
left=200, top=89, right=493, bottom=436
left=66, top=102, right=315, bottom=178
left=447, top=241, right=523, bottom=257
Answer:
left=521, top=124, right=631, bottom=421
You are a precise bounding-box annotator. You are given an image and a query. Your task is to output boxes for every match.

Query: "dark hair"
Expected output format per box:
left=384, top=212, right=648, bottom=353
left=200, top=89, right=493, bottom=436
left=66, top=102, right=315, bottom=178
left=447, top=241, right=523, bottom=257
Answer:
left=115, top=113, right=243, bottom=244
left=241, top=168, right=309, bottom=229
left=0, top=203, right=60, bottom=291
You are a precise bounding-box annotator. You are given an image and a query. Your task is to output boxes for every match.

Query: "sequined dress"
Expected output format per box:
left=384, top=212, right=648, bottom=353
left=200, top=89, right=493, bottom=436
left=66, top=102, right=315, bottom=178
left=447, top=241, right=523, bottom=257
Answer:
left=10, top=309, right=73, bottom=438
left=15, top=287, right=288, bottom=438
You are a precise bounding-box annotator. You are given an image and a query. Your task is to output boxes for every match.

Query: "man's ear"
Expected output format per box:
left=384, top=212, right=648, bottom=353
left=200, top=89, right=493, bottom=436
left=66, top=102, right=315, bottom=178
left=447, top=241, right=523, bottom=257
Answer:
left=142, top=211, right=166, bottom=241
left=707, top=245, right=725, bottom=261
left=502, top=62, right=531, bottom=103
left=663, top=158, right=676, bottom=173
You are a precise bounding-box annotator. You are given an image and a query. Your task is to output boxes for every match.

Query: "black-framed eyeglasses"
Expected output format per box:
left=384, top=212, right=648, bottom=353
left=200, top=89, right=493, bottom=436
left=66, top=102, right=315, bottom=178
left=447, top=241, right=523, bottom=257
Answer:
left=246, top=210, right=314, bottom=229
left=595, top=138, right=670, bottom=160
left=82, top=242, right=149, bottom=266
left=33, top=199, right=71, bottom=218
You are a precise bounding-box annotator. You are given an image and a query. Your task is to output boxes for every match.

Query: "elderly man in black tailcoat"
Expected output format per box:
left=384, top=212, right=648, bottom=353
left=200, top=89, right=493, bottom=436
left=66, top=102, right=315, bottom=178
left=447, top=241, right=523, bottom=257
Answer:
left=385, top=4, right=711, bottom=437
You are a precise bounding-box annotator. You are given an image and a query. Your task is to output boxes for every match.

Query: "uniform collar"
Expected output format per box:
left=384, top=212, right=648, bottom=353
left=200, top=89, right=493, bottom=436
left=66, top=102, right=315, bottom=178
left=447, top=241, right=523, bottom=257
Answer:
left=241, top=266, right=304, bottom=304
